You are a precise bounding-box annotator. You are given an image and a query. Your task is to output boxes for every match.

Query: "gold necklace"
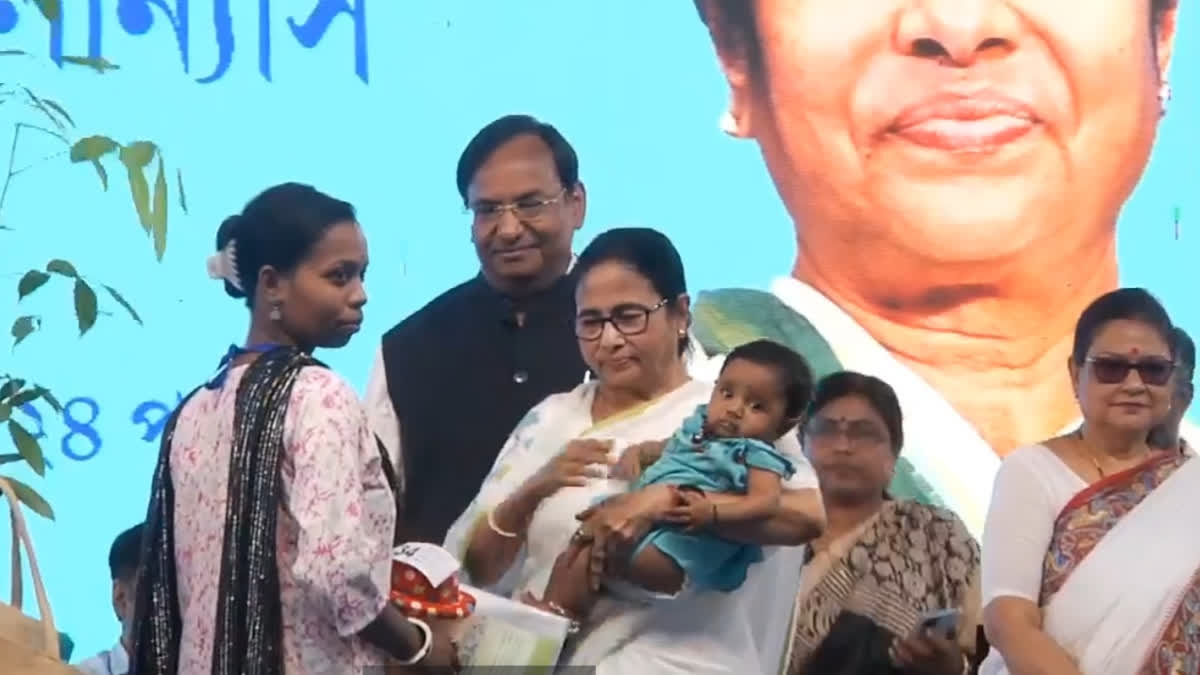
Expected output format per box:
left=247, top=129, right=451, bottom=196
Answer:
left=1074, top=427, right=1148, bottom=478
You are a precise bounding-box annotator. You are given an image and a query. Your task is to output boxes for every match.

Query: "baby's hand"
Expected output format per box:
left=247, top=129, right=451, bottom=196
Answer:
left=664, top=490, right=715, bottom=531
left=614, top=440, right=666, bottom=479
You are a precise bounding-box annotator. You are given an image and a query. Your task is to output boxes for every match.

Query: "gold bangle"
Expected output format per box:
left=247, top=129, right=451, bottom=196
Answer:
left=487, top=509, right=520, bottom=538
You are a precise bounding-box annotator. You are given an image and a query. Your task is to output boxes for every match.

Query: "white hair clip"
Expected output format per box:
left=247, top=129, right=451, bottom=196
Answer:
left=206, top=239, right=242, bottom=291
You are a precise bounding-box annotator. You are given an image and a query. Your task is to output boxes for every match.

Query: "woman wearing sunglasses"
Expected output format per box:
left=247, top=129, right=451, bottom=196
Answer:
left=979, top=288, right=1200, bottom=675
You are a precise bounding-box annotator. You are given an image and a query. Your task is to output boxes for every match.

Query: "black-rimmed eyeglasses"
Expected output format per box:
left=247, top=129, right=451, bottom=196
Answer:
left=574, top=299, right=668, bottom=341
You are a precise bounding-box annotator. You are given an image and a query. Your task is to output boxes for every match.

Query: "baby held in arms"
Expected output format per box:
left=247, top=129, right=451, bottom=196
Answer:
left=586, top=340, right=808, bottom=598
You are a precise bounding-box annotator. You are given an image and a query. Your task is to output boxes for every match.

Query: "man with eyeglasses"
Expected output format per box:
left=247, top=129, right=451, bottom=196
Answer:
left=1149, top=326, right=1195, bottom=453
left=365, top=115, right=590, bottom=544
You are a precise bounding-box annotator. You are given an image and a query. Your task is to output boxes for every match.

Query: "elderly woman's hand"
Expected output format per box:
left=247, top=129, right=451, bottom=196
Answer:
left=527, top=439, right=616, bottom=498
left=574, top=484, right=680, bottom=589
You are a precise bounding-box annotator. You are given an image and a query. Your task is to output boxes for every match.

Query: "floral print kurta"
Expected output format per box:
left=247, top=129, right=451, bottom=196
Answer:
left=169, top=365, right=395, bottom=674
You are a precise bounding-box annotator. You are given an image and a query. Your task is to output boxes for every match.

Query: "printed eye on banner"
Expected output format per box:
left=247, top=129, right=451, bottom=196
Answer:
left=0, top=0, right=369, bottom=84
left=17, top=390, right=186, bottom=464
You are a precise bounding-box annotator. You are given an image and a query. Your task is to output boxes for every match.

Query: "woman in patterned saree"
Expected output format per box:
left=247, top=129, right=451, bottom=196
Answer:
left=981, top=287, right=1200, bottom=675
left=131, top=183, right=455, bottom=674
left=784, top=371, right=980, bottom=675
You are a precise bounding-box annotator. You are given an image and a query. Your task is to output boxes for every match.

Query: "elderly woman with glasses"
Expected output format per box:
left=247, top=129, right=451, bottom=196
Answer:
left=444, top=227, right=825, bottom=675
left=980, top=288, right=1200, bottom=675
left=782, top=371, right=981, bottom=675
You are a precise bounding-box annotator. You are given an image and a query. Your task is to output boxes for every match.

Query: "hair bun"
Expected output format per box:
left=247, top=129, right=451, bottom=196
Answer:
left=215, top=214, right=242, bottom=250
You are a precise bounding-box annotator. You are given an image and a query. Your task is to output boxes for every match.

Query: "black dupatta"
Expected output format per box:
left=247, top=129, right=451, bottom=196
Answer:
left=131, top=347, right=319, bottom=675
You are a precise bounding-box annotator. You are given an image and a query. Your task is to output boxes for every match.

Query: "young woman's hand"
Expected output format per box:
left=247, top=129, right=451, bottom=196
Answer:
left=421, top=618, right=463, bottom=671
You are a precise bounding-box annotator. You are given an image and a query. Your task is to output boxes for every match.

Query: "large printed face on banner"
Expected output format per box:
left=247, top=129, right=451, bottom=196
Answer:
left=0, top=0, right=1193, bottom=660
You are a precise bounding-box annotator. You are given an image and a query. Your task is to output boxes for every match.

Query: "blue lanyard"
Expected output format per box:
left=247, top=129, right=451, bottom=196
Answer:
left=205, top=342, right=284, bottom=389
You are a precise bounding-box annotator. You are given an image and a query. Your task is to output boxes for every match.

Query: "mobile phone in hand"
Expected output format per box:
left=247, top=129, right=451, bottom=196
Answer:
left=915, top=608, right=961, bottom=640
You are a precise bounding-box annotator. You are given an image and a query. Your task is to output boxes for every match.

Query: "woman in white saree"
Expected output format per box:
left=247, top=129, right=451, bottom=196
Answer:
left=980, top=288, right=1200, bottom=675
left=443, top=227, right=826, bottom=675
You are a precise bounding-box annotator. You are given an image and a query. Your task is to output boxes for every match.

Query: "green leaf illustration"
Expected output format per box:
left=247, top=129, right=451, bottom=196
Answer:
left=22, top=87, right=66, bottom=133
left=33, top=386, right=62, bottom=412
left=119, top=143, right=157, bottom=232
left=45, top=259, right=77, bottom=277
left=60, top=56, right=119, bottom=73
left=11, top=316, right=38, bottom=347
left=17, top=270, right=50, bottom=300
left=151, top=156, right=168, bottom=259
left=118, top=141, right=156, bottom=170
left=103, top=285, right=142, bottom=325
left=8, top=420, right=44, bottom=476
left=0, top=453, right=22, bottom=465
left=5, top=476, right=55, bottom=519
left=70, top=136, right=118, bottom=190
left=73, top=279, right=98, bottom=336
left=69, top=135, right=118, bottom=162
left=176, top=168, right=188, bottom=213
left=31, top=0, right=61, bottom=22
left=0, top=378, right=22, bottom=400
left=126, top=168, right=151, bottom=232
left=692, top=288, right=842, bottom=380
left=7, top=388, right=42, bottom=407
left=39, top=97, right=73, bottom=126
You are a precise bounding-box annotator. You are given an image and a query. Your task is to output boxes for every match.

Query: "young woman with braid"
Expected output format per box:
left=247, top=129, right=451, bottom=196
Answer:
left=130, top=183, right=457, bottom=674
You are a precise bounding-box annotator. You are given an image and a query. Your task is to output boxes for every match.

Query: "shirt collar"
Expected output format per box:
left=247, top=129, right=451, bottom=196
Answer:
left=110, top=640, right=130, bottom=674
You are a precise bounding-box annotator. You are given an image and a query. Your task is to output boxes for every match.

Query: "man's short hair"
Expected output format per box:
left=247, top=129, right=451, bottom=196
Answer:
left=455, top=115, right=579, bottom=203
left=108, top=523, right=144, bottom=581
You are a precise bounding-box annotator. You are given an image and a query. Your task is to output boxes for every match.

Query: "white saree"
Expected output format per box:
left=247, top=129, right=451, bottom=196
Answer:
left=981, top=452, right=1200, bottom=675
left=443, top=378, right=817, bottom=675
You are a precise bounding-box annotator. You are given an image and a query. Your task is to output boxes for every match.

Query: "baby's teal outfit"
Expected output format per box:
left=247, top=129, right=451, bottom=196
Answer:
left=631, top=404, right=795, bottom=592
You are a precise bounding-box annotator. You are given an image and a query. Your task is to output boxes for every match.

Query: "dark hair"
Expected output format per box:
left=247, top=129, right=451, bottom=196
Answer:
left=109, top=522, right=144, bottom=581
left=455, top=115, right=579, bottom=204
left=723, top=339, right=814, bottom=419
left=807, top=371, right=904, bottom=456
left=575, top=227, right=690, bottom=355
left=1070, top=288, right=1175, bottom=365
left=215, top=183, right=356, bottom=306
left=1172, top=326, right=1195, bottom=383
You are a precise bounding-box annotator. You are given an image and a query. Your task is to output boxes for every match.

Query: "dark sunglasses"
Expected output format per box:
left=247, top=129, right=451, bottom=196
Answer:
left=1086, top=356, right=1175, bottom=386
